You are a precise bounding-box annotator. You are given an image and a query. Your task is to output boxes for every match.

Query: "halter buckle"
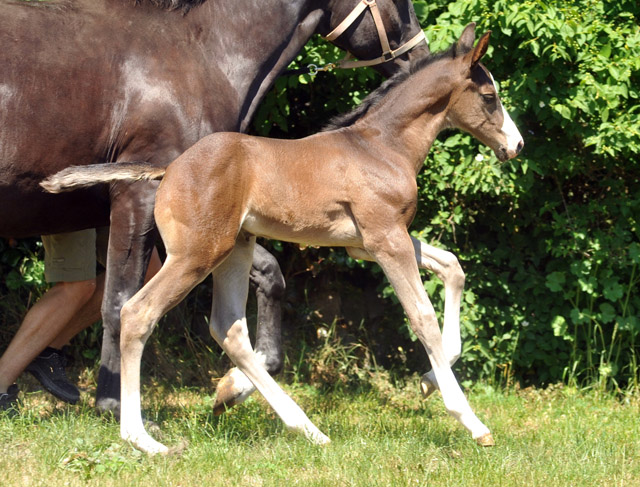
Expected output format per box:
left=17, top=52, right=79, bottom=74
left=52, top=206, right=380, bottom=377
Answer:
left=381, top=51, right=395, bottom=63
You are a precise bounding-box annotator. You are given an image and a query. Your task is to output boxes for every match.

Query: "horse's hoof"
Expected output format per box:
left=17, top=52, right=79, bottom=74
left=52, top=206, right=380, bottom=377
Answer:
left=419, top=373, right=437, bottom=399
left=95, top=397, right=121, bottom=419
left=213, top=368, right=255, bottom=415
left=475, top=433, right=495, bottom=447
left=293, top=424, right=331, bottom=445
left=125, top=433, right=170, bottom=456
left=309, top=429, right=331, bottom=446
left=212, top=384, right=240, bottom=416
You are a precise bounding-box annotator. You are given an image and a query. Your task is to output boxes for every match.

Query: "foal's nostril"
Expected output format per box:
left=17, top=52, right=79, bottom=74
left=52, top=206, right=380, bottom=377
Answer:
left=516, top=140, right=524, bottom=154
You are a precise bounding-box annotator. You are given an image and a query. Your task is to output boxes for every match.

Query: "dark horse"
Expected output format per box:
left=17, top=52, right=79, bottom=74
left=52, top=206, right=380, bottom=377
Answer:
left=0, top=0, right=428, bottom=413
left=43, top=23, right=523, bottom=454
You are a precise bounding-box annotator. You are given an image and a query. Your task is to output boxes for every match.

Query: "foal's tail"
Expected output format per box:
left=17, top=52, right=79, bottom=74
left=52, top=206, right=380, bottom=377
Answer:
left=41, top=162, right=166, bottom=193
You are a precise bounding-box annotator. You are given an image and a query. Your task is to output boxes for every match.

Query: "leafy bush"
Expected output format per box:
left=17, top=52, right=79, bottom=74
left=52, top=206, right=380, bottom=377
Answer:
left=0, top=238, right=46, bottom=346
left=415, top=0, right=640, bottom=391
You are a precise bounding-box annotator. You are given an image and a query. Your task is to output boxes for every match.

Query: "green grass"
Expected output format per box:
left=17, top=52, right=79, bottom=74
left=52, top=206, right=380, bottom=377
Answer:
left=1, top=376, right=638, bottom=487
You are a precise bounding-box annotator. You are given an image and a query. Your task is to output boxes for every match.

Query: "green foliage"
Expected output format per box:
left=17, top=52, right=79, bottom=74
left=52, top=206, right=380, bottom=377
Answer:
left=415, top=0, right=640, bottom=390
left=0, top=238, right=47, bottom=348
left=289, top=321, right=375, bottom=389
left=252, top=41, right=381, bottom=138
left=0, top=238, right=46, bottom=293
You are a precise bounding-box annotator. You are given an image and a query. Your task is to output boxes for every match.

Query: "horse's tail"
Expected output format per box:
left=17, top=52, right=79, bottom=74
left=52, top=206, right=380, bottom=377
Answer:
left=41, top=162, right=166, bottom=193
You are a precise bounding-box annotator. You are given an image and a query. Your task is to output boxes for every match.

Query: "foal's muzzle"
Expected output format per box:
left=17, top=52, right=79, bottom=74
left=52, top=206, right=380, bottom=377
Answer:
left=497, top=105, right=524, bottom=161
left=497, top=139, right=524, bottom=162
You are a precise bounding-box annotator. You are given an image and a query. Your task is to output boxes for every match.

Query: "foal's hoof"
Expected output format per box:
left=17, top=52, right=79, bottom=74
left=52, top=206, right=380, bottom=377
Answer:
left=213, top=367, right=255, bottom=415
left=419, top=373, right=437, bottom=399
left=475, top=433, right=495, bottom=447
left=125, top=433, right=169, bottom=456
left=212, top=388, right=239, bottom=416
left=307, top=428, right=331, bottom=446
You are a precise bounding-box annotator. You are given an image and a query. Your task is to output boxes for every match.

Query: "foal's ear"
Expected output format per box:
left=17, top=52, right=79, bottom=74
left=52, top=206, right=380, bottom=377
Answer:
left=456, top=23, right=476, bottom=55
left=470, top=31, right=491, bottom=67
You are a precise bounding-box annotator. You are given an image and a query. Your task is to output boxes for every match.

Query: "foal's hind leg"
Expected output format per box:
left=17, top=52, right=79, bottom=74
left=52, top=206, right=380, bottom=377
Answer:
left=348, top=237, right=466, bottom=398
left=119, top=254, right=214, bottom=455
left=210, top=233, right=329, bottom=445
left=213, top=243, right=285, bottom=415
left=363, top=228, right=493, bottom=446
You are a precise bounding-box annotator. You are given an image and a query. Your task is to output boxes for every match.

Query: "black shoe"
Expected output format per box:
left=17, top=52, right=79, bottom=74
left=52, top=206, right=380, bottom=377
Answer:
left=0, top=384, right=19, bottom=415
left=25, top=347, right=80, bottom=404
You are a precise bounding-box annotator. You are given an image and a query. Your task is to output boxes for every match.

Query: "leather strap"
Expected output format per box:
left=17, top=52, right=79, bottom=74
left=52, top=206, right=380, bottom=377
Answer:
left=368, top=0, right=392, bottom=58
left=323, top=0, right=428, bottom=69
left=324, top=0, right=370, bottom=42
left=337, top=31, right=426, bottom=69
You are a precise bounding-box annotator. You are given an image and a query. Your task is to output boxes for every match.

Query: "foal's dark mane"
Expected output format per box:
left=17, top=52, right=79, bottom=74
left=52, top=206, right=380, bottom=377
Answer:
left=136, top=0, right=207, bottom=12
left=322, top=43, right=458, bottom=131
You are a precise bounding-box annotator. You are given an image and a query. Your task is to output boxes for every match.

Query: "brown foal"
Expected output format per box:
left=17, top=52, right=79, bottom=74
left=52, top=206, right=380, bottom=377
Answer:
left=43, top=23, right=523, bottom=454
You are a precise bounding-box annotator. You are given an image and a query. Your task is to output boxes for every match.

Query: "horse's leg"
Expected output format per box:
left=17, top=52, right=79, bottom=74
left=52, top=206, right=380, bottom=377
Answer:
left=252, top=244, right=285, bottom=374
left=96, top=180, right=159, bottom=415
left=120, top=254, right=213, bottom=455
left=362, top=228, right=493, bottom=446
left=210, top=233, right=329, bottom=445
left=213, top=243, right=285, bottom=414
left=348, top=237, right=465, bottom=398
left=410, top=239, right=465, bottom=398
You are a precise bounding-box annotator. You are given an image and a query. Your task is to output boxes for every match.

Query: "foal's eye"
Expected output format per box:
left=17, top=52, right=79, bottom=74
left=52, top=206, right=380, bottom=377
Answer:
left=481, top=93, right=496, bottom=103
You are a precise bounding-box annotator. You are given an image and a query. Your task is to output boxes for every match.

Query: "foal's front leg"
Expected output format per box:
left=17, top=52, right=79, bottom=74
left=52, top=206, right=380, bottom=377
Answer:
left=411, top=239, right=465, bottom=399
left=348, top=236, right=466, bottom=397
left=363, top=228, right=493, bottom=446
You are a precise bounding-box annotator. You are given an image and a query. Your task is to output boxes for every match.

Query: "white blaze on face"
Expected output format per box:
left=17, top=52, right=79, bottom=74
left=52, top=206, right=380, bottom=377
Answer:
left=489, top=72, right=524, bottom=157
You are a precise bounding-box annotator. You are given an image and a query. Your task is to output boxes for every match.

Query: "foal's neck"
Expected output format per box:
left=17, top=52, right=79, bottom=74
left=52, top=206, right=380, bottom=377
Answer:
left=354, top=61, right=457, bottom=175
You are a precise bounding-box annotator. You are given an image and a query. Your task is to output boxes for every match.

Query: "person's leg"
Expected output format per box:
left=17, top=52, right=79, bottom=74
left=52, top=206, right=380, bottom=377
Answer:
left=28, top=244, right=162, bottom=405
left=0, top=229, right=162, bottom=403
left=47, top=273, right=105, bottom=349
left=0, top=279, right=96, bottom=394
left=0, top=230, right=98, bottom=400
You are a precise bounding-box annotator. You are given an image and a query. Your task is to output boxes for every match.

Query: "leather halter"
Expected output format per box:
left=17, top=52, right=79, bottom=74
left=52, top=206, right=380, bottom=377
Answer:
left=323, top=0, right=428, bottom=69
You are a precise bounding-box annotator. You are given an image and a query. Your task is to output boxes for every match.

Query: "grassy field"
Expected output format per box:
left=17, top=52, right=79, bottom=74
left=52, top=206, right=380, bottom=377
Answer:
left=1, top=373, right=638, bottom=487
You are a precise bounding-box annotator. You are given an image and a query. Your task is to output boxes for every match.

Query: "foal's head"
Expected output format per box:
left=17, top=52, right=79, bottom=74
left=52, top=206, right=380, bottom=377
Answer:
left=445, top=24, right=523, bottom=162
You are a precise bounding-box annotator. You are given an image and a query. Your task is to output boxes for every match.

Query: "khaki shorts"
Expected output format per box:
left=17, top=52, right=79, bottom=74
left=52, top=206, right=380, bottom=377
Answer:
left=42, top=227, right=109, bottom=283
